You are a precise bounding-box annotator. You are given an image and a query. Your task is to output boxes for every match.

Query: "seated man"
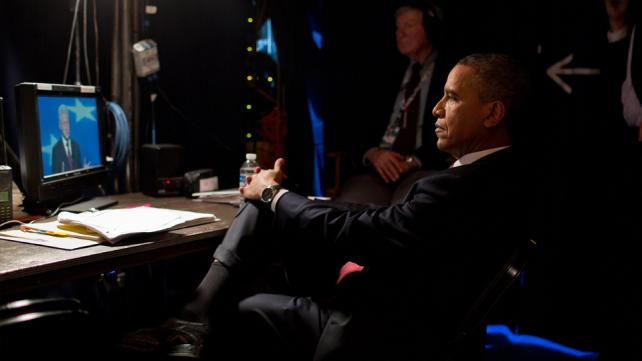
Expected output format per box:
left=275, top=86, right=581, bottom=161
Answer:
left=335, top=1, right=452, bottom=205
left=121, top=53, right=532, bottom=361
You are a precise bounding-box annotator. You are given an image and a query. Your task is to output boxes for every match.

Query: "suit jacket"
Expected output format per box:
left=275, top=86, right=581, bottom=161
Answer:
left=52, top=138, right=82, bottom=173
left=274, top=148, right=529, bottom=360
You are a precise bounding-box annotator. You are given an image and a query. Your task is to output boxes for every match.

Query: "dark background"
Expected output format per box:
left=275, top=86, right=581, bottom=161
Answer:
left=0, top=0, right=640, bottom=357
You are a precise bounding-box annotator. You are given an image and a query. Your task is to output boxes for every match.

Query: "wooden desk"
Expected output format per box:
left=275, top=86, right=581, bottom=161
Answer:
left=0, top=193, right=237, bottom=296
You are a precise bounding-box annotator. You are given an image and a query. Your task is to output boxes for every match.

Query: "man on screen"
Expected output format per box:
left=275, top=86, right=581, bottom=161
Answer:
left=52, top=104, right=83, bottom=173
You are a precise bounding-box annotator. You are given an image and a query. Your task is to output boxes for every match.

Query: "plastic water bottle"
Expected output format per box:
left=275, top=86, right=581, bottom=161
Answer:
left=239, top=153, right=258, bottom=188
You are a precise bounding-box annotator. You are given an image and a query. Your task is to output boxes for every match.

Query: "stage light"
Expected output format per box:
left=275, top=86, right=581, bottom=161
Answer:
left=246, top=104, right=252, bottom=110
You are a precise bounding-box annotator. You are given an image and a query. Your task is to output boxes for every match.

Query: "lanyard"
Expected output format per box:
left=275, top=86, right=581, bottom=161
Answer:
left=400, top=61, right=435, bottom=128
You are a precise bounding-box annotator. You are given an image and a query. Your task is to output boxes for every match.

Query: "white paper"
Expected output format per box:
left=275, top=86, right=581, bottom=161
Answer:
left=57, top=206, right=219, bottom=243
left=0, top=229, right=103, bottom=250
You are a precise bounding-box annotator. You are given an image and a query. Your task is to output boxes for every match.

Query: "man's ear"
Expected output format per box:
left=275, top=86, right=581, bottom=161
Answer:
left=483, top=101, right=506, bottom=128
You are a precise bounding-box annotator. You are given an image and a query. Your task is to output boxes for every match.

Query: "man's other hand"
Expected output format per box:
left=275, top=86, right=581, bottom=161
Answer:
left=365, top=148, right=415, bottom=183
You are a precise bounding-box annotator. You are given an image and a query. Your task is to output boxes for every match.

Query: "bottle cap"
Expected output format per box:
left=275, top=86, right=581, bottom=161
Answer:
left=246, top=153, right=257, bottom=160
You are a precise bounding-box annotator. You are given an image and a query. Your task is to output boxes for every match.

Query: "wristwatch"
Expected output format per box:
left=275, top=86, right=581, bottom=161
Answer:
left=260, top=184, right=281, bottom=204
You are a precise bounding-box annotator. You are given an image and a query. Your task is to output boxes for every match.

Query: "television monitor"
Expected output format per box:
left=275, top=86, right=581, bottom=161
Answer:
left=15, top=82, right=109, bottom=212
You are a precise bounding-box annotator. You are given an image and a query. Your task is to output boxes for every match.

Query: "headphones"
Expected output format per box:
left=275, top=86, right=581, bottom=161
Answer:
left=399, top=0, right=444, bottom=47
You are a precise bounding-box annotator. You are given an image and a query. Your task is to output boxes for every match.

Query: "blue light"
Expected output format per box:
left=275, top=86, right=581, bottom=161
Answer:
left=307, top=98, right=324, bottom=196
left=311, top=30, right=322, bottom=50
left=486, top=324, right=599, bottom=360
left=307, top=10, right=322, bottom=50
left=256, top=19, right=278, bottom=63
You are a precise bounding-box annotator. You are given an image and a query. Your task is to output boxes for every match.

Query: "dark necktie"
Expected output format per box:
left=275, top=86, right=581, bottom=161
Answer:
left=393, top=62, right=423, bottom=155
left=65, top=140, right=73, bottom=170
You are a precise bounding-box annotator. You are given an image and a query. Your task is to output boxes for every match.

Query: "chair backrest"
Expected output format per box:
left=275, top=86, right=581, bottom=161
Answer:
left=0, top=297, right=93, bottom=357
left=442, top=238, right=537, bottom=360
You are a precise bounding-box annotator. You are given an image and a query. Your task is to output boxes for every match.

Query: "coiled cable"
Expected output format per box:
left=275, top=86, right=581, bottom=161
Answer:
left=106, top=101, right=130, bottom=173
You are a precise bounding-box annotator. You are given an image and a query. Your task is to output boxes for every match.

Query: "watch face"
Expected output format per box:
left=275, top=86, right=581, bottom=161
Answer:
left=261, top=187, right=273, bottom=203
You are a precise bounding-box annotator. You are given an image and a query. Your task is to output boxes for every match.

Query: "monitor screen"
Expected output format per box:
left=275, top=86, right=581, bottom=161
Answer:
left=37, top=95, right=102, bottom=177
left=15, top=83, right=108, bottom=210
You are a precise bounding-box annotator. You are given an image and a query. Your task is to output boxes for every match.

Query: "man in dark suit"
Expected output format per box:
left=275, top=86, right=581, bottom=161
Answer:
left=121, top=53, right=531, bottom=361
left=51, top=104, right=82, bottom=173
left=335, top=1, right=453, bottom=205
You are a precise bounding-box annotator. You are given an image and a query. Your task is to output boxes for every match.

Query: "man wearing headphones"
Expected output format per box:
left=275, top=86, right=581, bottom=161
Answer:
left=335, top=1, right=453, bottom=204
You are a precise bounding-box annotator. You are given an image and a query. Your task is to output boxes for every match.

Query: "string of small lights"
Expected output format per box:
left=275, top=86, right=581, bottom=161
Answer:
left=243, top=4, right=258, bottom=153
left=243, top=0, right=281, bottom=161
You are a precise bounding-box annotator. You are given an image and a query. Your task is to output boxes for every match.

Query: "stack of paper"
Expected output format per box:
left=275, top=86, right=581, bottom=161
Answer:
left=58, top=207, right=219, bottom=243
left=0, top=206, right=219, bottom=250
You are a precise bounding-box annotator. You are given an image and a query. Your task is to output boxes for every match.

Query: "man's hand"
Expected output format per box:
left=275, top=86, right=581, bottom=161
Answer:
left=365, top=148, right=416, bottom=183
left=240, top=158, right=286, bottom=200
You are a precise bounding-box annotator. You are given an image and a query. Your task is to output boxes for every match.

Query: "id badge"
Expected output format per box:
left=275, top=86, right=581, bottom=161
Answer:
left=381, top=125, right=399, bottom=146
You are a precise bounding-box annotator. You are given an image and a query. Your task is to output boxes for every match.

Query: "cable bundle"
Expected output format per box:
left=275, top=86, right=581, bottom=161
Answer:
left=106, top=101, right=129, bottom=173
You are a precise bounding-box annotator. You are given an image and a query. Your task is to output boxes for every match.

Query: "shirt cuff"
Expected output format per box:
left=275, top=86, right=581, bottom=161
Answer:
left=408, top=155, right=422, bottom=169
left=271, top=188, right=289, bottom=212
left=363, top=147, right=378, bottom=166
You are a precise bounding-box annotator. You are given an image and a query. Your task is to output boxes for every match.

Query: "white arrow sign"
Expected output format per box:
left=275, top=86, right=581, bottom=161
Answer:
left=546, top=53, right=600, bottom=94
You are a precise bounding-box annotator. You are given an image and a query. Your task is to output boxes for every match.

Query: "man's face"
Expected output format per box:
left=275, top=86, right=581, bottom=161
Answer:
left=59, top=111, right=70, bottom=139
left=395, top=9, right=430, bottom=62
left=432, top=64, right=493, bottom=159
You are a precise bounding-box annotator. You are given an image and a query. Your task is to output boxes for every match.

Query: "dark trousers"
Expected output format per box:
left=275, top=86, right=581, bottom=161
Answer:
left=191, top=202, right=349, bottom=361
left=196, top=202, right=485, bottom=361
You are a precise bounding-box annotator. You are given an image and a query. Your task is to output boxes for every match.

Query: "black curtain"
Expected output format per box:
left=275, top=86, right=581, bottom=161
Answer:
left=263, top=0, right=316, bottom=194
left=0, top=1, right=79, bottom=186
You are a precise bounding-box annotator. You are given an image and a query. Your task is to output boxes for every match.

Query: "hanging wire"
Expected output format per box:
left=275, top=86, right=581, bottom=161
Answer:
left=82, top=0, right=92, bottom=84
left=63, top=0, right=82, bottom=84
left=92, top=0, right=100, bottom=85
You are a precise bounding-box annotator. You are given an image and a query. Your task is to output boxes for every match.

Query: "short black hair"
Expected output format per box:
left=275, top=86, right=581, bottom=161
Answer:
left=457, top=53, right=530, bottom=135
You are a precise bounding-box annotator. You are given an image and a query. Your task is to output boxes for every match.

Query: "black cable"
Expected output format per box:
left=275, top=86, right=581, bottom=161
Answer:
left=63, top=0, right=82, bottom=84
left=92, top=0, right=100, bottom=86
left=0, top=97, right=7, bottom=165
left=145, top=74, right=158, bottom=144
left=50, top=196, right=85, bottom=217
left=82, top=0, right=92, bottom=84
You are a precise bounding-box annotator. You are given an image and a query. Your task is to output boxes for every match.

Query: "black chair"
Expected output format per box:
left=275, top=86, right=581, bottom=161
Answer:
left=441, top=238, right=538, bottom=361
left=0, top=297, right=94, bottom=359
left=462, top=239, right=598, bottom=361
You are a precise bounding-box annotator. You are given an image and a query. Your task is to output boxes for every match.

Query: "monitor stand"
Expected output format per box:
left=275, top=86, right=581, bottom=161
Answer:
left=59, top=196, right=118, bottom=213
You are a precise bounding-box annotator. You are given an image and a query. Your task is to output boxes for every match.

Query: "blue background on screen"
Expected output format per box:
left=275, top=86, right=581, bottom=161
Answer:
left=37, top=95, right=101, bottom=177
